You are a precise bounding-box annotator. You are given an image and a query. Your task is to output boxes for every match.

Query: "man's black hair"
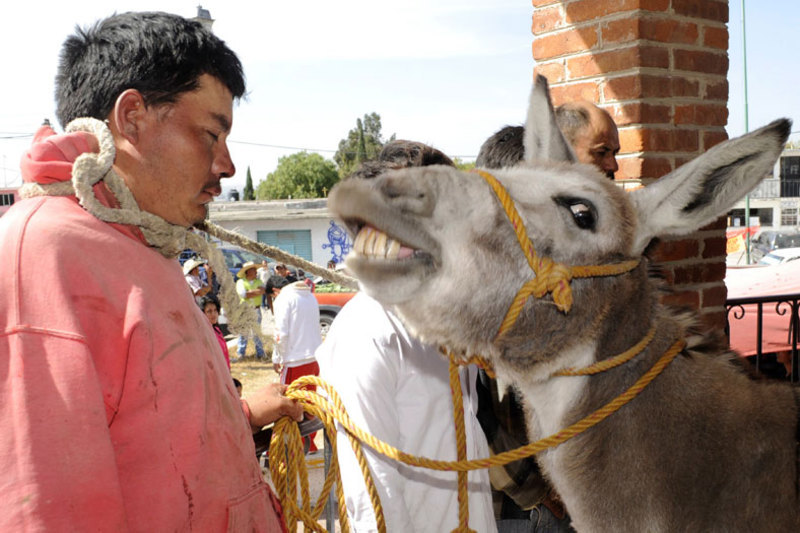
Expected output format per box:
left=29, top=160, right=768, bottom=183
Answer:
left=266, top=274, right=290, bottom=294
left=55, top=11, right=246, bottom=127
left=348, top=140, right=455, bottom=180
left=199, top=295, right=220, bottom=311
left=476, top=125, right=524, bottom=169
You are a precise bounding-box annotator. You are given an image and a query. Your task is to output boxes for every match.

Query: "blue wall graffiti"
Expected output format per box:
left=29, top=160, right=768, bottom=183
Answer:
left=322, top=220, right=352, bottom=264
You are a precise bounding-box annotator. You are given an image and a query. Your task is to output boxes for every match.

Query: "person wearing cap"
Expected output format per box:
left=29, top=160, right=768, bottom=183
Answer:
left=183, top=257, right=212, bottom=304
left=235, top=261, right=267, bottom=360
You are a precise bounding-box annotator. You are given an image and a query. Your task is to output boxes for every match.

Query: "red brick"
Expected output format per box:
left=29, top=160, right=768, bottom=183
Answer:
left=661, top=289, right=701, bottom=310
left=672, top=0, right=728, bottom=23
left=532, top=6, right=565, bottom=35
left=703, top=235, right=727, bottom=258
left=675, top=129, right=700, bottom=152
left=533, top=27, right=599, bottom=58
left=674, top=261, right=727, bottom=284
left=674, top=49, right=728, bottom=75
left=566, top=45, right=669, bottom=78
left=606, top=74, right=700, bottom=100
left=532, top=0, right=560, bottom=7
left=639, top=17, right=699, bottom=45
left=565, top=0, right=671, bottom=23
left=611, top=102, right=672, bottom=126
left=549, top=81, right=601, bottom=106
left=702, top=283, right=728, bottom=306
left=675, top=104, right=728, bottom=127
left=703, top=130, right=729, bottom=150
left=533, top=62, right=566, bottom=84
left=669, top=76, right=701, bottom=98
left=705, top=79, right=729, bottom=100
left=602, top=18, right=640, bottom=45
left=651, top=237, right=700, bottom=262
left=703, top=25, right=728, bottom=49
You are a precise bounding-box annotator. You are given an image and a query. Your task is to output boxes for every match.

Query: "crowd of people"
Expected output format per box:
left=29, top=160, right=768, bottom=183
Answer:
left=0, top=8, right=623, bottom=532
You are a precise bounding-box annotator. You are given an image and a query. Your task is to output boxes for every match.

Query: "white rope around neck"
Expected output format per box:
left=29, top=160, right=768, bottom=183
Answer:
left=18, top=117, right=259, bottom=336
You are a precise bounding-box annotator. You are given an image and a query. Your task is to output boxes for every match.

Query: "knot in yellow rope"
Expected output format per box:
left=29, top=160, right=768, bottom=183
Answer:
left=470, top=169, right=640, bottom=339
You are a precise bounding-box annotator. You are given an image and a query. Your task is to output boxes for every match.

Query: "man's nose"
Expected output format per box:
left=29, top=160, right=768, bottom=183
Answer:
left=214, top=142, right=236, bottom=179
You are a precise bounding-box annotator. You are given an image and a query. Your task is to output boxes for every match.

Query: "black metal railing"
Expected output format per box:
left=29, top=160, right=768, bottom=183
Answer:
left=725, top=293, right=800, bottom=382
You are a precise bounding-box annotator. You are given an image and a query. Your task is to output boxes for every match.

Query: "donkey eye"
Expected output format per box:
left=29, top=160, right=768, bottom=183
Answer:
left=568, top=201, right=595, bottom=230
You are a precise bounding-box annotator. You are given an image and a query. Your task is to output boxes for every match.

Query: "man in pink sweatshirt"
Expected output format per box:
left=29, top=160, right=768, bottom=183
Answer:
left=0, top=11, right=302, bottom=531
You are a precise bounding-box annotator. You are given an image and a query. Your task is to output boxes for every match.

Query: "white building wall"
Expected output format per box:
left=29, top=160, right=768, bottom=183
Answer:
left=210, top=213, right=351, bottom=267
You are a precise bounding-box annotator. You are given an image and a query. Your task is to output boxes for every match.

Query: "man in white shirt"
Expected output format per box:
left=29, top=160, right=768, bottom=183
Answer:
left=268, top=274, right=322, bottom=451
left=314, top=141, right=496, bottom=533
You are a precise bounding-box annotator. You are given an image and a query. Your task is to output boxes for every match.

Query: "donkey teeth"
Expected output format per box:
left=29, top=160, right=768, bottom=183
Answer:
left=386, top=238, right=401, bottom=259
left=373, top=231, right=387, bottom=257
left=353, top=227, right=368, bottom=254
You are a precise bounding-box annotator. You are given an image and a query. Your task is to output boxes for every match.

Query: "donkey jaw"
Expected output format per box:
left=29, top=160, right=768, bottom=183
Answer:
left=344, top=224, right=439, bottom=305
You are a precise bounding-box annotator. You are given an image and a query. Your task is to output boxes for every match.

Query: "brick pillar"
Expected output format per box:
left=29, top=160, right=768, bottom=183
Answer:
left=532, top=0, right=730, bottom=330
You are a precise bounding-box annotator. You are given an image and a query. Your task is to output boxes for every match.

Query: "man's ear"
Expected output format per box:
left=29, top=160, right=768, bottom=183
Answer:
left=109, top=89, right=147, bottom=145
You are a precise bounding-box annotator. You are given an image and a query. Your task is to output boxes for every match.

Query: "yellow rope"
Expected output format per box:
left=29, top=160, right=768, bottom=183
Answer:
left=553, top=326, right=657, bottom=376
left=271, top=339, right=684, bottom=530
left=470, top=169, right=639, bottom=335
left=448, top=357, right=476, bottom=533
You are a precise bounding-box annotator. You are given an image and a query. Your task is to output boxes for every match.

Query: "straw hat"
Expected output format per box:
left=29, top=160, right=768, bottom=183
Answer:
left=237, top=261, right=259, bottom=279
left=182, top=258, right=205, bottom=276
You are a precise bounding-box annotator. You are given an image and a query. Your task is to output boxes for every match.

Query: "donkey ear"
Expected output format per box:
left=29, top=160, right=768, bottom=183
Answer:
left=523, top=75, right=577, bottom=164
left=629, top=119, right=791, bottom=254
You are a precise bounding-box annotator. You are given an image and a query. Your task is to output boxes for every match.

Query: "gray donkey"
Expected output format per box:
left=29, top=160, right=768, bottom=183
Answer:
left=328, top=76, right=797, bottom=531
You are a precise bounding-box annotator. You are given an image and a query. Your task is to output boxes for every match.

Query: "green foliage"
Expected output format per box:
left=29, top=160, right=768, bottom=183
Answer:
left=243, top=166, right=255, bottom=201
left=453, top=157, right=475, bottom=171
left=334, top=112, right=395, bottom=177
left=313, top=283, right=352, bottom=294
left=256, top=152, right=339, bottom=200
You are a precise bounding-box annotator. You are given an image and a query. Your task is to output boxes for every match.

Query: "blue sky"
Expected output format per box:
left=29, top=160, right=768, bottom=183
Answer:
left=0, top=1, right=797, bottom=194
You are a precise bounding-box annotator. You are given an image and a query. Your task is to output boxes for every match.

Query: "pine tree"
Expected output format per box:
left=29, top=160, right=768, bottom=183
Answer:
left=243, top=166, right=255, bottom=201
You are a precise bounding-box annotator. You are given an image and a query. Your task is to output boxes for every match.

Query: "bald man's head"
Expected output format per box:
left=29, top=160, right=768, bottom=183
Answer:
left=555, top=101, right=620, bottom=179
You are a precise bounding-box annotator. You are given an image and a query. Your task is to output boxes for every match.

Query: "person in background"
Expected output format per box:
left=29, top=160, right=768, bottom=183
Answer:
left=257, top=259, right=271, bottom=308
left=275, top=263, right=298, bottom=283
left=476, top=101, right=620, bottom=180
left=183, top=257, right=213, bottom=304
left=200, top=295, right=230, bottom=369
left=233, top=378, right=243, bottom=397
left=235, top=261, right=267, bottom=360
left=315, top=140, right=497, bottom=532
left=0, top=11, right=302, bottom=531
left=268, top=273, right=322, bottom=451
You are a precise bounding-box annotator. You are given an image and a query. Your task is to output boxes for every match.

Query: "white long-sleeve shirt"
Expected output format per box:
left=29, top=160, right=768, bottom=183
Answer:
left=315, top=293, right=497, bottom=533
left=272, top=281, right=322, bottom=367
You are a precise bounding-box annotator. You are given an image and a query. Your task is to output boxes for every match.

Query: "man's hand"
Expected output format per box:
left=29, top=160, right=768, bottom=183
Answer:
left=244, top=382, right=303, bottom=428
left=273, top=362, right=282, bottom=374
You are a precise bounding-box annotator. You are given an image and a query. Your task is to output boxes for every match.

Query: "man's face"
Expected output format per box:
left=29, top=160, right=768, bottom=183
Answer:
left=572, top=111, right=620, bottom=179
left=276, top=266, right=287, bottom=277
left=245, top=268, right=257, bottom=280
left=124, top=74, right=236, bottom=226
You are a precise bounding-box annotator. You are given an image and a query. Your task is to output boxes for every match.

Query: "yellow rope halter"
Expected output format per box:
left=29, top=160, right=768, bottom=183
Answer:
left=470, top=169, right=640, bottom=340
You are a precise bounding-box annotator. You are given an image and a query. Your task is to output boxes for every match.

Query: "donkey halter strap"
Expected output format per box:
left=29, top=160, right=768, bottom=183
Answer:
left=471, top=169, right=640, bottom=340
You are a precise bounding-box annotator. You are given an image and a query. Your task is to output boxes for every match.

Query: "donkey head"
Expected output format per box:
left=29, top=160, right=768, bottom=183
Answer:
left=328, top=77, right=789, bottom=374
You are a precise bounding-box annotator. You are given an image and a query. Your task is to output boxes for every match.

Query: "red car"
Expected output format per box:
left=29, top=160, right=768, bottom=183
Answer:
left=313, top=286, right=356, bottom=335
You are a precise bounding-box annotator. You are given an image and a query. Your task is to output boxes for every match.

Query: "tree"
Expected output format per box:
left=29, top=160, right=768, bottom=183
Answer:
left=256, top=152, right=339, bottom=200
left=452, top=157, right=475, bottom=172
left=334, top=112, right=395, bottom=176
left=243, top=166, right=255, bottom=200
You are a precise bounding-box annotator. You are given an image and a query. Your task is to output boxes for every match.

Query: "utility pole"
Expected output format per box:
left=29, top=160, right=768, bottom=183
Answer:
left=742, top=0, right=752, bottom=264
